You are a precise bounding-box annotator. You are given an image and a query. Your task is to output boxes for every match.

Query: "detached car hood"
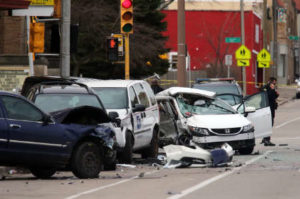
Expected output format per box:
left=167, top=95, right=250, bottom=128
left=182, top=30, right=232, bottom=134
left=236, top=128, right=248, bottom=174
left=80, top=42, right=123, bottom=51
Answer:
left=187, top=114, right=250, bottom=129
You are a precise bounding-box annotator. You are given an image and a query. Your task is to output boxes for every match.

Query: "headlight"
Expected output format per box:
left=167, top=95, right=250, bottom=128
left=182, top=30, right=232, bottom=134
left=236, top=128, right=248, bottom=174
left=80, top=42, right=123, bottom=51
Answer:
left=243, top=124, right=254, bottom=132
left=188, top=126, right=210, bottom=136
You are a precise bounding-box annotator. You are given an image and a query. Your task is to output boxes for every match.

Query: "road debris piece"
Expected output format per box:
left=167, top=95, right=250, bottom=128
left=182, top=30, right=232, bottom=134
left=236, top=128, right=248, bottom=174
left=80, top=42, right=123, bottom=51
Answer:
left=279, top=144, right=288, bottom=146
left=138, top=172, right=145, bottom=178
left=116, top=164, right=137, bottom=169
left=163, top=142, right=234, bottom=168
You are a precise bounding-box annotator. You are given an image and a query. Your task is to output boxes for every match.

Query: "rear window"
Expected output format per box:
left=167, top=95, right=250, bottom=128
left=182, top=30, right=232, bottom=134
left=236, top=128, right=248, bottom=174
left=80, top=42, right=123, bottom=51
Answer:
left=92, top=87, right=128, bottom=109
left=34, top=94, right=102, bottom=113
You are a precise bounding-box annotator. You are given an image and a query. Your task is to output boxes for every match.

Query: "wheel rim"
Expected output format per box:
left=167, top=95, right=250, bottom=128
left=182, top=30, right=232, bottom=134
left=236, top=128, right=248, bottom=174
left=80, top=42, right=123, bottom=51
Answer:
left=82, top=151, right=100, bottom=174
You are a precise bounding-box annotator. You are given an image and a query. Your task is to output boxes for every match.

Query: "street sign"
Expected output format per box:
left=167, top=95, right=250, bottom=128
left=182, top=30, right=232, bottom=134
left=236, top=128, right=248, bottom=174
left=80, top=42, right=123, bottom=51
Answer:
left=225, top=55, right=232, bottom=66
left=225, top=37, right=241, bottom=43
left=237, top=59, right=250, bottom=67
left=289, top=36, right=299, bottom=41
left=258, top=62, right=270, bottom=68
left=235, top=45, right=251, bottom=60
left=257, top=48, right=271, bottom=62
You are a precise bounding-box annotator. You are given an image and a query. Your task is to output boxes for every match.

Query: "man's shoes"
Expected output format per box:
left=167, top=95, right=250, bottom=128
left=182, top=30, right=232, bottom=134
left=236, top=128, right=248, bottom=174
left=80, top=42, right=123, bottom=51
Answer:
left=264, top=141, right=276, bottom=146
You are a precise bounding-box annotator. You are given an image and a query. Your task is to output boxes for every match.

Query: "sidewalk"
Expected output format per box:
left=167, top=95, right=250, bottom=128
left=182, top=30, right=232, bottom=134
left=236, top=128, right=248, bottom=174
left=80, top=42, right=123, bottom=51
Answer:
left=277, top=85, right=296, bottom=105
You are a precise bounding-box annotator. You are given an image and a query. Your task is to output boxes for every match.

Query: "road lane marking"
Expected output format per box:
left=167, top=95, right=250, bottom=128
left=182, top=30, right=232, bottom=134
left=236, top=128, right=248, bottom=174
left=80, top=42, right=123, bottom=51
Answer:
left=274, top=116, right=300, bottom=129
left=167, top=150, right=273, bottom=199
left=64, top=170, right=159, bottom=199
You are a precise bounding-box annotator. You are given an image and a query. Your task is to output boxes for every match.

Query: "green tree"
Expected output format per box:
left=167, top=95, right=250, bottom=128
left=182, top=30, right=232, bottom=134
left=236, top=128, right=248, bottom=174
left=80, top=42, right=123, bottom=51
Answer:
left=71, top=0, right=169, bottom=79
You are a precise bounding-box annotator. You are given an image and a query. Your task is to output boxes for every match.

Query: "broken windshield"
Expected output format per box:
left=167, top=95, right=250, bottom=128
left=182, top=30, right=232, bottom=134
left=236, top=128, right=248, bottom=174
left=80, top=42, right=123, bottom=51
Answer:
left=176, top=94, right=236, bottom=117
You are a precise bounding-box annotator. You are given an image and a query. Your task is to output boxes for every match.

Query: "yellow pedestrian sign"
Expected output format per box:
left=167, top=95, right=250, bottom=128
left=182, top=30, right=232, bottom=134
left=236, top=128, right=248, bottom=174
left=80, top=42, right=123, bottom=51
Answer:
left=258, top=62, right=270, bottom=68
left=235, top=45, right=251, bottom=60
left=237, top=59, right=250, bottom=67
left=257, top=48, right=271, bottom=62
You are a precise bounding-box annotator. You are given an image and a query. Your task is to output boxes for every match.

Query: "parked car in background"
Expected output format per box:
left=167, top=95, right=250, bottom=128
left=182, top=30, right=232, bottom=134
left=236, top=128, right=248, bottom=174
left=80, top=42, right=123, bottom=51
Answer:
left=295, top=78, right=300, bottom=99
left=156, top=87, right=272, bottom=154
left=76, top=79, right=160, bottom=163
left=192, top=78, right=242, bottom=106
left=0, top=91, right=116, bottom=179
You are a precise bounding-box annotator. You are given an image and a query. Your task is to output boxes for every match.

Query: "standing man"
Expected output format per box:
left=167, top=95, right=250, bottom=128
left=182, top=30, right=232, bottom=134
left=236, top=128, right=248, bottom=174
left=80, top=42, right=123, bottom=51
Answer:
left=261, top=77, right=279, bottom=146
left=151, top=79, right=164, bottom=94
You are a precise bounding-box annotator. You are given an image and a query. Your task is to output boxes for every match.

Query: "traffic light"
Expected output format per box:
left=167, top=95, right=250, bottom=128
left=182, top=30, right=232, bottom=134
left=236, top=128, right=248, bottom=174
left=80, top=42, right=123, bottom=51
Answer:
left=107, top=37, right=119, bottom=61
left=29, top=22, right=45, bottom=53
left=120, top=0, right=133, bottom=34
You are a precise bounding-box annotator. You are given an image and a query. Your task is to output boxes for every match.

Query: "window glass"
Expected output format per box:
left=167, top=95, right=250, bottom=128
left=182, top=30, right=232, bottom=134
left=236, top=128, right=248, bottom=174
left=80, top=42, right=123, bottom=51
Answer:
left=245, top=92, right=268, bottom=110
left=175, top=94, right=236, bottom=117
left=34, top=94, right=102, bottom=113
left=133, top=83, right=150, bottom=108
left=142, top=82, right=156, bottom=106
left=1, top=96, right=43, bottom=121
left=129, top=87, right=139, bottom=108
left=93, top=87, right=128, bottom=109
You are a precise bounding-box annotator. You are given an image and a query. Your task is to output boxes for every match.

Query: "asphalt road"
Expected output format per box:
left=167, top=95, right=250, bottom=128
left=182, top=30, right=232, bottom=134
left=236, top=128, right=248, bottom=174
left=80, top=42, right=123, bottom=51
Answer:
left=1, top=99, right=300, bottom=199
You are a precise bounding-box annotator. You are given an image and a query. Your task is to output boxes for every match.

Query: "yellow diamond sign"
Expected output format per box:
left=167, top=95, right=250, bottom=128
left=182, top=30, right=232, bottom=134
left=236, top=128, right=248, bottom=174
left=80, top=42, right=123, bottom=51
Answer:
left=235, top=45, right=251, bottom=60
left=257, top=48, right=271, bottom=62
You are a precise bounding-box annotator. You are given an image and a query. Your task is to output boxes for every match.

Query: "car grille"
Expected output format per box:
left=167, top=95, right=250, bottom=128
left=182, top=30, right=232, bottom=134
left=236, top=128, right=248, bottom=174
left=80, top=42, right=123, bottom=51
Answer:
left=210, top=127, right=242, bottom=135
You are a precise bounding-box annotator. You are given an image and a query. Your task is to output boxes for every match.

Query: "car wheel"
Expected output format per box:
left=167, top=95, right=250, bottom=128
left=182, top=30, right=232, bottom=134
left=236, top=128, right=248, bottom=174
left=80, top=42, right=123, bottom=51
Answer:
left=238, top=146, right=254, bottom=155
left=142, top=128, right=159, bottom=159
left=30, top=168, right=56, bottom=179
left=296, top=92, right=300, bottom=99
left=71, top=141, right=102, bottom=179
left=119, top=132, right=133, bottom=163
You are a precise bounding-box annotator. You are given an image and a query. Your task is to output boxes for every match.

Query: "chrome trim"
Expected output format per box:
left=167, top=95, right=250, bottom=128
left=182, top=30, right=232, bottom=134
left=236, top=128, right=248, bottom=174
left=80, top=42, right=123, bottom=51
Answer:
left=6, top=118, right=56, bottom=125
left=210, top=128, right=242, bottom=136
left=10, top=140, right=67, bottom=148
left=0, top=138, right=8, bottom=142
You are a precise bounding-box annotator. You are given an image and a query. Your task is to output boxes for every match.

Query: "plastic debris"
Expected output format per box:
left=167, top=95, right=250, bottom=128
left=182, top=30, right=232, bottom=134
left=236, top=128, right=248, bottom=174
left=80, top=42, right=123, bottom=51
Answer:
left=116, top=164, right=137, bottom=169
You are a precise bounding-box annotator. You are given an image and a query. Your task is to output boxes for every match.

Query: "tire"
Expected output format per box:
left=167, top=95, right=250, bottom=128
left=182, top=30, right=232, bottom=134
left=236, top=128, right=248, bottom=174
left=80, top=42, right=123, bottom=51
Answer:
left=142, top=128, right=159, bottom=159
left=296, top=92, right=300, bottom=99
left=30, top=168, right=56, bottom=179
left=119, top=132, right=133, bottom=163
left=238, top=146, right=254, bottom=155
left=71, top=142, right=102, bottom=179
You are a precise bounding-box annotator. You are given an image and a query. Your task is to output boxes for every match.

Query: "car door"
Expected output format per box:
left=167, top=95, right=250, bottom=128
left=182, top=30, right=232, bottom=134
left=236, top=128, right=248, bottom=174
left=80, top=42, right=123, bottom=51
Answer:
left=158, top=99, right=178, bottom=141
left=132, top=83, right=153, bottom=146
left=0, top=95, right=69, bottom=165
left=0, top=105, right=9, bottom=163
left=238, top=91, right=272, bottom=138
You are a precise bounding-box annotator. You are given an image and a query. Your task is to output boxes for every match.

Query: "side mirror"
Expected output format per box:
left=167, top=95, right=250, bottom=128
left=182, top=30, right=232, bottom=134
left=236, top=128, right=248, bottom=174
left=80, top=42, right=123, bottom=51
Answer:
left=245, top=106, right=256, bottom=113
left=109, top=111, right=121, bottom=126
left=42, top=114, right=52, bottom=126
left=132, top=104, right=146, bottom=112
left=108, top=111, right=119, bottom=120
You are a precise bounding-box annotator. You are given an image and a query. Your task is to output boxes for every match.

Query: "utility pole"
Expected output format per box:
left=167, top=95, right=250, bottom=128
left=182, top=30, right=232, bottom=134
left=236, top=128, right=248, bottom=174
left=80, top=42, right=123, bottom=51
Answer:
left=241, top=0, right=247, bottom=95
left=60, top=0, right=71, bottom=77
left=262, top=0, right=267, bottom=84
left=272, top=0, right=278, bottom=77
left=177, top=0, right=186, bottom=87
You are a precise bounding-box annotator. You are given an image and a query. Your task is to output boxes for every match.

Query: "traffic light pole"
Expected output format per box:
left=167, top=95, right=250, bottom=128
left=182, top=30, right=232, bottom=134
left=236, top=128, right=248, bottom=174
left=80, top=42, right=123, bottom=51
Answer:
left=125, top=34, right=130, bottom=80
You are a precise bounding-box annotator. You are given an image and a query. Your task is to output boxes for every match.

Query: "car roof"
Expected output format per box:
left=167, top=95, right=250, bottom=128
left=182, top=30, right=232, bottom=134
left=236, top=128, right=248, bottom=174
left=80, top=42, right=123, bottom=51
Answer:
left=156, top=87, right=216, bottom=99
left=76, top=78, right=147, bottom=88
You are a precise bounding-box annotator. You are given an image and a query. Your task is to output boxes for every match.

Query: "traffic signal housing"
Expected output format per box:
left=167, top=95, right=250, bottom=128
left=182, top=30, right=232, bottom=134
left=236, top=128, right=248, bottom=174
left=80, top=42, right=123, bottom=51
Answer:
left=120, top=0, right=133, bottom=34
left=29, top=22, right=45, bottom=53
left=107, top=37, right=119, bottom=61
